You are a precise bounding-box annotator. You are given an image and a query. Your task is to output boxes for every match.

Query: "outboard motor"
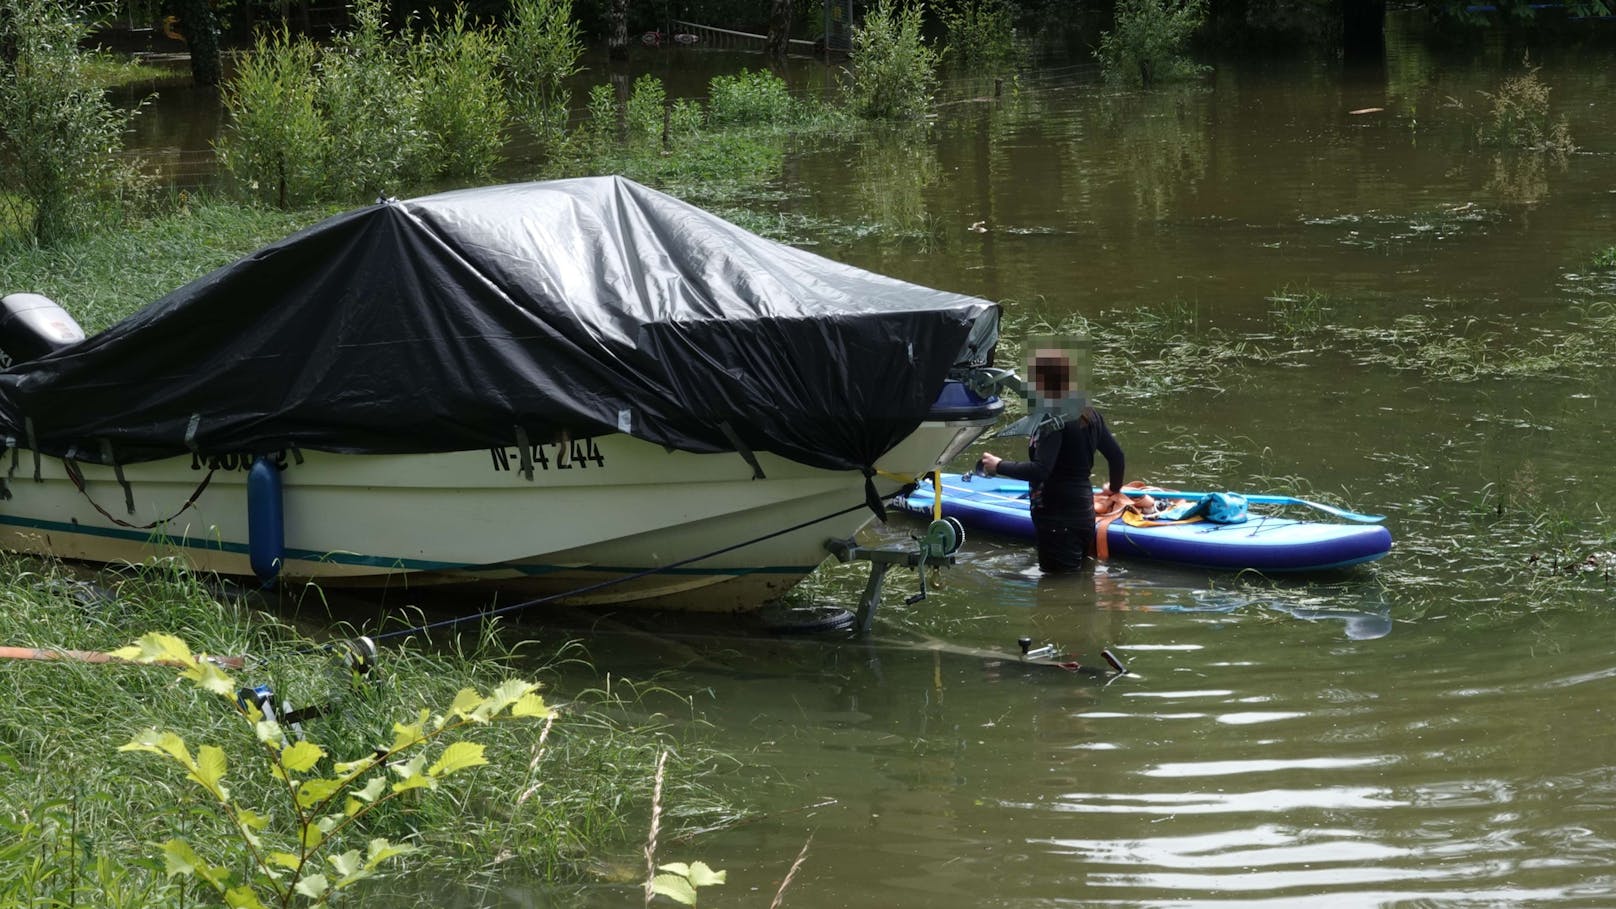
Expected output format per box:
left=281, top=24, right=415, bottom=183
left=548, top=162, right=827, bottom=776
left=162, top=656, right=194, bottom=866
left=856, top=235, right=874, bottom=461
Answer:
left=0, top=293, right=86, bottom=368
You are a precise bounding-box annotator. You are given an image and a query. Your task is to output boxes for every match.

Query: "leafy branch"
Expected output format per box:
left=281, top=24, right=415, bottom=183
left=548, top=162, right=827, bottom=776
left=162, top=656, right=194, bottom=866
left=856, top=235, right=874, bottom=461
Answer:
left=113, top=632, right=555, bottom=907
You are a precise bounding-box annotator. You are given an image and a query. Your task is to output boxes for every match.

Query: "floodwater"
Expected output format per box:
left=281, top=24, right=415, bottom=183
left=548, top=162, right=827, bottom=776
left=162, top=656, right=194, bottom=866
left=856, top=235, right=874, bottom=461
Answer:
left=124, top=16, right=1616, bottom=908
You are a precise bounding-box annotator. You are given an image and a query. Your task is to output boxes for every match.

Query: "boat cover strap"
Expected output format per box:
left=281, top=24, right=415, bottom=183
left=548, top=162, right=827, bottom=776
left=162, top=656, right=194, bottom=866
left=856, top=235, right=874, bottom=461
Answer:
left=717, top=421, right=765, bottom=480
left=1093, top=483, right=1204, bottom=560
left=99, top=440, right=135, bottom=514
left=25, top=418, right=38, bottom=481
left=514, top=425, right=534, bottom=481
left=1, top=436, right=13, bottom=500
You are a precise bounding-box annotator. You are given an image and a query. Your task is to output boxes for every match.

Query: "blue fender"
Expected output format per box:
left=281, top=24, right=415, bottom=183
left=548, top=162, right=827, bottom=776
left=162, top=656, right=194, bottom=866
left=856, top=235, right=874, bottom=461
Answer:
left=247, top=456, right=284, bottom=583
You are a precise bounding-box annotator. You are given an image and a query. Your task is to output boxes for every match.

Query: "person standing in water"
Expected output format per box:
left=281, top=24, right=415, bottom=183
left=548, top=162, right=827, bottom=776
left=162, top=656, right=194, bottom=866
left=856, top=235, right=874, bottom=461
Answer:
left=979, top=340, right=1125, bottom=573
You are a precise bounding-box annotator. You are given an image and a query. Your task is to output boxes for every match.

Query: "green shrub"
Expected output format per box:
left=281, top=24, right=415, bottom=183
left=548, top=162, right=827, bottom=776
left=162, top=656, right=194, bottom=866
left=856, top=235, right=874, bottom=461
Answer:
left=707, top=69, right=796, bottom=126
left=625, top=74, right=667, bottom=142
left=504, top=0, right=584, bottom=140
left=1096, top=0, right=1207, bottom=88
left=583, top=82, right=619, bottom=148
left=0, top=0, right=147, bottom=246
left=669, top=98, right=705, bottom=142
left=413, top=8, right=509, bottom=181
left=940, top=0, right=1022, bottom=74
left=1477, top=62, right=1573, bottom=153
left=847, top=0, right=939, bottom=120
left=217, top=31, right=328, bottom=208
left=317, top=0, right=426, bottom=201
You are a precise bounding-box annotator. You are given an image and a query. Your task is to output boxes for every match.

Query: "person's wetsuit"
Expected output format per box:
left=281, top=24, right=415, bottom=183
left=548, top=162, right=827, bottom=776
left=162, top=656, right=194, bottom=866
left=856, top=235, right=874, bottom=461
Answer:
left=994, top=409, right=1125, bottom=572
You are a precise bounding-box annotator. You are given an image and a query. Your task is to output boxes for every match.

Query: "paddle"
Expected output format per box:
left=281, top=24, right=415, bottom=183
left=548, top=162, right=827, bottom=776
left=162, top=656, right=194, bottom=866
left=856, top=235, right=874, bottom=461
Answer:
left=1100, top=487, right=1385, bottom=524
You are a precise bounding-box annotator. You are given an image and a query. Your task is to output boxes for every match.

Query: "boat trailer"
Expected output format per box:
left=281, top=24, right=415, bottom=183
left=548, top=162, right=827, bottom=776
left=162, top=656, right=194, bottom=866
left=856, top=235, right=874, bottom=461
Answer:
left=824, top=515, right=965, bottom=635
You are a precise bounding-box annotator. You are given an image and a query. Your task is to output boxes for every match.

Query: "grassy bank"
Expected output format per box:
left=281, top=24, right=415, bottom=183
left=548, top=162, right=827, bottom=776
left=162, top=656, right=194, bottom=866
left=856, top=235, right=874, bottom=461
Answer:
left=0, top=558, right=726, bottom=905
left=82, top=51, right=185, bottom=89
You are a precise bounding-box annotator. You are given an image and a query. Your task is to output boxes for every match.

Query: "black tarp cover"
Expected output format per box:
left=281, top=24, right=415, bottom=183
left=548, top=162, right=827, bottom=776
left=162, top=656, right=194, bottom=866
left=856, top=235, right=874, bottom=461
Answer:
left=0, top=177, right=998, bottom=473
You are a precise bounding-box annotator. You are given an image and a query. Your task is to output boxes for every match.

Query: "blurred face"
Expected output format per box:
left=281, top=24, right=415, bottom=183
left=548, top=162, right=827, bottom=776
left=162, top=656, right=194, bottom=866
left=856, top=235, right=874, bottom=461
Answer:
left=1031, top=349, right=1073, bottom=397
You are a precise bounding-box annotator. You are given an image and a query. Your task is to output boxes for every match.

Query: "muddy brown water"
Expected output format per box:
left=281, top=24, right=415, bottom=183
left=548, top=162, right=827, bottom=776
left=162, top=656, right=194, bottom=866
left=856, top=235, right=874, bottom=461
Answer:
left=122, top=17, right=1616, bottom=907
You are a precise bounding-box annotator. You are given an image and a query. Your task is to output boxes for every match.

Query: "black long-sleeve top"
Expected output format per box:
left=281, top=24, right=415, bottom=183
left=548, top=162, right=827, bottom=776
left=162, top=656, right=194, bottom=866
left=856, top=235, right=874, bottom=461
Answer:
left=996, top=410, right=1125, bottom=517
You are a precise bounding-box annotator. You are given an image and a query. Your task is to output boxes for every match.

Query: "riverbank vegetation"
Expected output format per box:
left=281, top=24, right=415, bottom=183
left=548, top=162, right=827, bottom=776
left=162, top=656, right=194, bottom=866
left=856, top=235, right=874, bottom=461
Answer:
left=0, top=559, right=726, bottom=905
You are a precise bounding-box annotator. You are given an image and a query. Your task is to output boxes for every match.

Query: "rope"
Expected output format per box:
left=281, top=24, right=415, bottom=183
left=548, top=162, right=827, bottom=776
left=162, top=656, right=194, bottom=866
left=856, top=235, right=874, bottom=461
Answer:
left=367, top=499, right=871, bottom=645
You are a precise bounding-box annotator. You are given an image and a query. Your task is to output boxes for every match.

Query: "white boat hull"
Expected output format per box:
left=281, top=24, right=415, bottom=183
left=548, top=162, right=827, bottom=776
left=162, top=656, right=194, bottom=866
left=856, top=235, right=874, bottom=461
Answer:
left=0, top=420, right=989, bottom=612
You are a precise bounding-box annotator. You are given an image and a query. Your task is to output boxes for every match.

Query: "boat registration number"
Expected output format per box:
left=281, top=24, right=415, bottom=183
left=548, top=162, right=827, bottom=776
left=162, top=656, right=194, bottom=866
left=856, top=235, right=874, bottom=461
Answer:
left=489, top=438, right=606, bottom=472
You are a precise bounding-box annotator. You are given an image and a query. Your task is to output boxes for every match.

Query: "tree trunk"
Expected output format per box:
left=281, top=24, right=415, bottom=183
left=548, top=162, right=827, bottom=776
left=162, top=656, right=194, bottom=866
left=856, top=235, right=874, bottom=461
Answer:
left=765, top=0, right=794, bottom=59
left=608, top=0, right=629, bottom=60
left=1340, top=0, right=1386, bottom=66
left=178, top=0, right=221, bottom=86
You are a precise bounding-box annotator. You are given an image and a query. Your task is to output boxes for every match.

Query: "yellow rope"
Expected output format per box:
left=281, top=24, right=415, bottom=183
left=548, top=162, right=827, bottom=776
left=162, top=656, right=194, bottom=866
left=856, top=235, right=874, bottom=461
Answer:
left=931, top=471, right=943, bottom=521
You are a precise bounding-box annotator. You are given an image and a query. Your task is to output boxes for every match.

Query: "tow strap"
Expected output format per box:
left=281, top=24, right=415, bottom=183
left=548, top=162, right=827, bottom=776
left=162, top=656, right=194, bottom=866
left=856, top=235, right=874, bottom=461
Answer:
left=1093, top=482, right=1203, bottom=561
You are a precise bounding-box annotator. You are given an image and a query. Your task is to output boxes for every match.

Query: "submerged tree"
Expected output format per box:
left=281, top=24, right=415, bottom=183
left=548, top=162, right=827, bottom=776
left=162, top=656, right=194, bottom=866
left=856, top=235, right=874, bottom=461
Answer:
left=1097, top=0, right=1207, bottom=88
left=765, top=0, right=794, bottom=59
left=176, top=0, right=221, bottom=85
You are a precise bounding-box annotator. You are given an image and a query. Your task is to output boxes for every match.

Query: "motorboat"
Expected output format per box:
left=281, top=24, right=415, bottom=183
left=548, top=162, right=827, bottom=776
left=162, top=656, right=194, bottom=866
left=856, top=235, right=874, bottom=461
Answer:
left=0, top=178, right=1002, bottom=611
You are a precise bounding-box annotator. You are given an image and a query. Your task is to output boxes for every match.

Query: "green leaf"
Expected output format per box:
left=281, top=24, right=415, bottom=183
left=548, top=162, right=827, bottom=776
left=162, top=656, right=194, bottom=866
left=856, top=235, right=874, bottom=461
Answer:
left=391, top=774, right=435, bottom=795
left=162, top=839, right=205, bottom=877
left=427, top=741, right=487, bottom=778
left=254, top=720, right=287, bottom=747
left=120, top=729, right=194, bottom=768
left=327, top=849, right=363, bottom=879
left=224, top=885, right=269, bottom=909
left=294, top=778, right=343, bottom=810
left=352, top=775, right=387, bottom=803
left=184, top=660, right=237, bottom=695
left=235, top=808, right=270, bottom=831
left=659, top=862, right=691, bottom=877
left=280, top=741, right=326, bottom=774
left=388, top=709, right=432, bottom=752
left=266, top=851, right=302, bottom=871
left=300, top=823, right=324, bottom=851
left=685, top=861, right=726, bottom=888
left=333, top=755, right=377, bottom=775
left=293, top=873, right=329, bottom=900
left=511, top=692, right=553, bottom=719
left=651, top=873, right=699, bottom=906
left=364, top=837, right=417, bottom=870
left=390, top=752, right=427, bottom=781
left=190, top=744, right=228, bottom=799
left=447, top=687, right=483, bottom=719
left=112, top=632, right=194, bottom=665
left=163, top=839, right=229, bottom=892
left=478, top=679, right=537, bottom=720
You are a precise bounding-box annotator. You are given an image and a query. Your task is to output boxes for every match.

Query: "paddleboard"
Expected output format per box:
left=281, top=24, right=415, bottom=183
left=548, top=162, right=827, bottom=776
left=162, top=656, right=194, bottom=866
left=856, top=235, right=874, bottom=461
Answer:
left=900, top=475, right=1392, bottom=573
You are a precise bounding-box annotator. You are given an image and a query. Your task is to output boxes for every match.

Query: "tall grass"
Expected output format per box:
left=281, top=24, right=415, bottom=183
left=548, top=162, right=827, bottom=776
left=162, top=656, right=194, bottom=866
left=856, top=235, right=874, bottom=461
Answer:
left=1477, top=61, right=1573, bottom=153
left=0, top=557, right=729, bottom=902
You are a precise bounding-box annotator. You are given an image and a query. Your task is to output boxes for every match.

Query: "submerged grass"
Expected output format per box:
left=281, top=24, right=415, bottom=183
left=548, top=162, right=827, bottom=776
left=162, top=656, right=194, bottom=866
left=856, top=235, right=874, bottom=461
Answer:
left=0, top=558, right=730, bottom=905
left=81, top=51, right=182, bottom=89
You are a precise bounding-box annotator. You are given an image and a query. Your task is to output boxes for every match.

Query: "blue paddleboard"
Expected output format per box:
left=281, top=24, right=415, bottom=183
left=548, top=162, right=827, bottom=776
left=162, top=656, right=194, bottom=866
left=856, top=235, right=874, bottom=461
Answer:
left=900, top=475, right=1392, bottom=573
